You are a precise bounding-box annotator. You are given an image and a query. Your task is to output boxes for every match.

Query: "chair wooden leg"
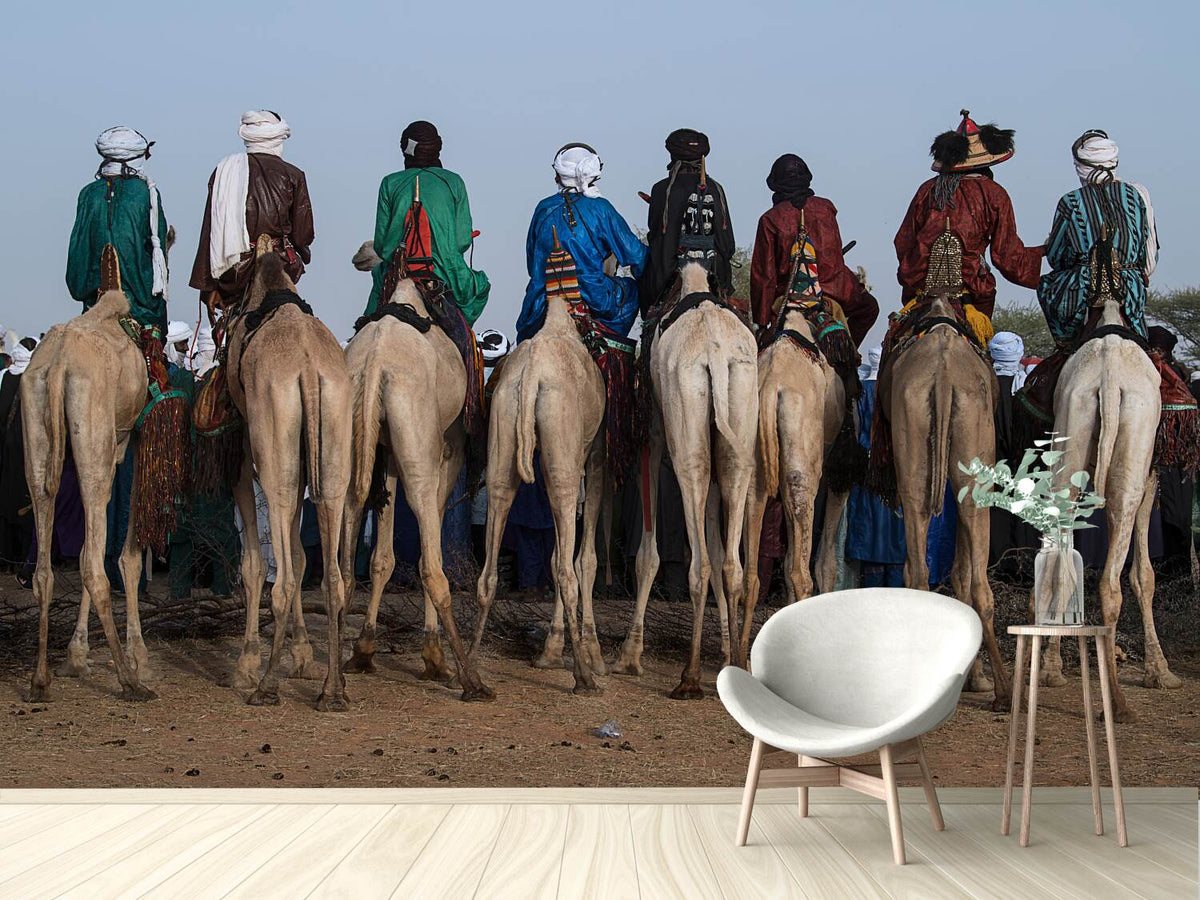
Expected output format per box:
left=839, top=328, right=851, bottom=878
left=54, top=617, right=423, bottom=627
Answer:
left=798, top=754, right=813, bottom=818
left=736, top=737, right=765, bottom=847
left=915, top=737, right=944, bottom=832
left=880, top=743, right=906, bottom=865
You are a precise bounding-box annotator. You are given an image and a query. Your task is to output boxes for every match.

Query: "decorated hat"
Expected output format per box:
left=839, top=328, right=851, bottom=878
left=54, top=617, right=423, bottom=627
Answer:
left=930, top=110, right=1015, bottom=172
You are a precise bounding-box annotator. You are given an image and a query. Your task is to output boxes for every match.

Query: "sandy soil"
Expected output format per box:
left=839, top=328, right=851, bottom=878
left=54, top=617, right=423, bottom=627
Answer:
left=1, top=586, right=1197, bottom=790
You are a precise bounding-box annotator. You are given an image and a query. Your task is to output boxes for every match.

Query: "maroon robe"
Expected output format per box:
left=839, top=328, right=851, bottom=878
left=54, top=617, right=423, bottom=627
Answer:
left=894, top=174, right=1043, bottom=317
left=750, top=196, right=878, bottom=345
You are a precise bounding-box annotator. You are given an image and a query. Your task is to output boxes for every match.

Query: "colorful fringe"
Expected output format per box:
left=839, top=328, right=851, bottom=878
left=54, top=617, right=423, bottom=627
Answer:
left=575, top=315, right=639, bottom=489
left=1152, top=352, right=1200, bottom=472
left=192, top=363, right=245, bottom=495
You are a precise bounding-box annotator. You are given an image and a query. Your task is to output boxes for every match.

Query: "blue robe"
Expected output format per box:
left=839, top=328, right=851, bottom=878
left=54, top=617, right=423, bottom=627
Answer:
left=1037, top=181, right=1154, bottom=345
left=516, top=193, right=647, bottom=342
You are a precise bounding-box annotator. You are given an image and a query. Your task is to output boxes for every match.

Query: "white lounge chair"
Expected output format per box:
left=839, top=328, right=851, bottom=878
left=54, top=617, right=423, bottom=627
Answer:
left=717, top=587, right=982, bottom=864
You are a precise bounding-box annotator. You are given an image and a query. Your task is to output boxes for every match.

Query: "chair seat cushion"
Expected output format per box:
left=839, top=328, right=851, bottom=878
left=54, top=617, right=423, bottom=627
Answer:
left=717, top=665, right=963, bottom=758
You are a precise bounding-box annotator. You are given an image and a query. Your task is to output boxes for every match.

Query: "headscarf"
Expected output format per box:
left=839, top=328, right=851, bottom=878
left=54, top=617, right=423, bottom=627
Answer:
left=767, top=154, right=814, bottom=210
left=401, top=120, right=443, bottom=168
left=95, top=126, right=168, bottom=299
left=665, top=128, right=709, bottom=162
left=167, top=320, right=191, bottom=344
left=553, top=144, right=603, bottom=198
left=476, top=329, right=510, bottom=366
left=1147, top=325, right=1177, bottom=357
left=239, top=110, right=290, bottom=156
left=988, top=331, right=1027, bottom=394
left=865, top=345, right=883, bottom=381
left=8, top=342, right=33, bottom=375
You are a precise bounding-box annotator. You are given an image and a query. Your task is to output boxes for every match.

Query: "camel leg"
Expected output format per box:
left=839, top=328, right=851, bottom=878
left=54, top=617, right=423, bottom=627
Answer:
left=471, top=430, right=519, bottom=657
left=671, top=467, right=711, bottom=701
left=57, top=589, right=92, bottom=678
left=899, top=498, right=932, bottom=592
left=1097, top=488, right=1139, bottom=723
left=575, top=440, right=606, bottom=676
left=739, top=475, right=768, bottom=668
left=814, top=489, right=849, bottom=594
left=28, top=486, right=58, bottom=701
left=706, top=488, right=730, bottom=669
left=231, top=453, right=264, bottom=691
left=247, top=480, right=299, bottom=707
left=287, top=486, right=314, bottom=679
left=546, top=467, right=598, bottom=695
left=534, top=562, right=567, bottom=670
left=347, top=475, right=397, bottom=674
left=1132, top=471, right=1179, bottom=689
left=315, top=496, right=349, bottom=711
left=612, top=429, right=663, bottom=675
left=780, top=468, right=817, bottom=604
left=117, top=495, right=149, bottom=681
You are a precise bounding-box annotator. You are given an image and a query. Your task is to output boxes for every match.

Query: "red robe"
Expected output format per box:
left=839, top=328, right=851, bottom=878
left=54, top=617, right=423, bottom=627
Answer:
left=750, top=197, right=878, bottom=345
left=894, top=175, right=1043, bottom=317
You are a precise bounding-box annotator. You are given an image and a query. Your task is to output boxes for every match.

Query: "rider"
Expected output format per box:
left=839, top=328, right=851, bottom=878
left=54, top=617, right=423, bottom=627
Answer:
left=639, top=128, right=735, bottom=312
left=67, top=126, right=170, bottom=331
left=516, top=143, right=647, bottom=341
left=1036, top=130, right=1157, bottom=345
left=189, top=110, right=314, bottom=321
left=750, top=153, right=879, bottom=346
left=362, top=120, right=490, bottom=324
left=894, top=110, right=1043, bottom=331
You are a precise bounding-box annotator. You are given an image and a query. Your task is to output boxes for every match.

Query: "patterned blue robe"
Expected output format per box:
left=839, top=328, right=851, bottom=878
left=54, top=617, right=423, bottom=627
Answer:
left=1037, top=181, right=1155, bottom=344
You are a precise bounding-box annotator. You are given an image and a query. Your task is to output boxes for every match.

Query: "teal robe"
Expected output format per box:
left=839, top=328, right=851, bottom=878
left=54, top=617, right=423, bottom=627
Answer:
left=66, top=176, right=169, bottom=330
left=364, top=167, right=489, bottom=324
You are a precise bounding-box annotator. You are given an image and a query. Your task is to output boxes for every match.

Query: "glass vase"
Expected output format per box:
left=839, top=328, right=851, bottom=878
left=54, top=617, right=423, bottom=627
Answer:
left=1033, top=532, right=1084, bottom=626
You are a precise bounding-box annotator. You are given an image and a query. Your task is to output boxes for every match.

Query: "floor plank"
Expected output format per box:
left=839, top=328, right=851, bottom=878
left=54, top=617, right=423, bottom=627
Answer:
left=58, top=804, right=270, bottom=898
left=628, top=804, right=722, bottom=899
left=1121, top=804, right=1200, bottom=857
left=0, top=804, right=202, bottom=900
left=141, top=804, right=335, bottom=899
left=687, top=804, right=807, bottom=899
left=475, top=804, right=569, bottom=900
left=390, top=804, right=508, bottom=898
left=753, top=805, right=888, bottom=900
left=306, top=804, right=449, bottom=900
left=554, top=805, right=640, bottom=900
left=0, top=803, right=147, bottom=883
left=809, top=804, right=971, bottom=899
left=0, top=804, right=98, bottom=850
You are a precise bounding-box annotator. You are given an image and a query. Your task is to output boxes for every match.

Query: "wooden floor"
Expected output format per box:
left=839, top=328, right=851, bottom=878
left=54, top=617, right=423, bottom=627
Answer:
left=0, top=787, right=1194, bottom=898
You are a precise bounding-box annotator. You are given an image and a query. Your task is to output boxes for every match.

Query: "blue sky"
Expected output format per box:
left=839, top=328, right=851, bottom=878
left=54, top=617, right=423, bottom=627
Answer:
left=0, top=0, right=1195, bottom=348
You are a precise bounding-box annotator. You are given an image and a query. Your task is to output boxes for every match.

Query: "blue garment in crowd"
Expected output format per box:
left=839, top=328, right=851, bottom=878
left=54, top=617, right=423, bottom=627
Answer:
left=515, top=193, right=647, bottom=342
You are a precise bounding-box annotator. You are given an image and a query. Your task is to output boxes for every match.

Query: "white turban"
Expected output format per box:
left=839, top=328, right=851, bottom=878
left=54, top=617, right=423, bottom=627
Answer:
left=553, top=145, right=603, bottom=198
left=1074, top=134, right=1119, bottom=186
left=7, top=343, right=32, bottom=375
left=95, top=126, right=168, bottom=299
left=865, top=345, right=883, bottom=381
left=239, top=110, right=290, bottom=156
left=988, top=331, right=1027, bottom=393
left=167, top=320, right=192, bottom=344
left=476, top=329, right=511, bottom=364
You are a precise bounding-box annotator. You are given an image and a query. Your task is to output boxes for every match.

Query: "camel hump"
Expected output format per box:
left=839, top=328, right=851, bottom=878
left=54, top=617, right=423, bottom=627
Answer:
left=99, top=244, right=121, bottom=293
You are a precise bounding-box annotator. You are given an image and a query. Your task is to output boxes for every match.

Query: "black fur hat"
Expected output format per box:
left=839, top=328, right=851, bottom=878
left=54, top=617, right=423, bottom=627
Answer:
left=931, top=110, right=1015, bottom=172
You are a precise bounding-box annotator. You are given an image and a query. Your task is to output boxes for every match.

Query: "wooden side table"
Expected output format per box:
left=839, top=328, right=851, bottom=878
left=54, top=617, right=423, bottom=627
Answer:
left=1001, top=624, right=1127, bottom=848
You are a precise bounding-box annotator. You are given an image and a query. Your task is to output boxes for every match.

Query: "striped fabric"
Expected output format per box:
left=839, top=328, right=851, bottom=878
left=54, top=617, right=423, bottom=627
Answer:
left=1037, top=181, right=1152, bottom=344
left=545, top=235, right=582, bottom=305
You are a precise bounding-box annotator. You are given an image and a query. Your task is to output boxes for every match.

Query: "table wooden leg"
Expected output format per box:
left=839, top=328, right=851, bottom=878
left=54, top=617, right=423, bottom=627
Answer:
left=1020, top=635, right=1042, bottom=847
left=1001, top=633, right=1028, bottom=836
left=1094, top=633, right=1128, bottom=847
left=1078, top=635, right=1104, bottom=836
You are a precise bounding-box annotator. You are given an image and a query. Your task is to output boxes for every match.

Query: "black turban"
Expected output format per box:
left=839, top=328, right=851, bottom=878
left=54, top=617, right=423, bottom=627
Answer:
left=1148, top=325, right=1178, bottom=356
left=665, top=128, right=709, bottom=162
left=401, top=120, right=443, bottom=168
left=767, top=154, right=814, bottom=210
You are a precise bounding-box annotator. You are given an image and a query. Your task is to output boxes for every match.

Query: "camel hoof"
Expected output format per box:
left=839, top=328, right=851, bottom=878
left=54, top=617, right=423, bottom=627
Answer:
left=609, top=658, right=644, bottom=677
left=532, top=653, right=564, bottom=670
left=315, top=693, right=349, bottom=713
left=668, top=681, right=705, bottom=701
left=991, top=694, right=1012, bottom=714
left=344, top=652, right=376, bottom=674
left=118, top=684, right=157, bottom=702
left=56, top=660, right=91, bottom=678
left=27, top=683, right=50, bottom=703
left=968, top=674, right=995, bottom=693
left=289, top=644, right=315, bottom=679
left=247, top=689, right=280, bottom=707
left=572, top=681, right=603, bottom=696
left=460, top=682, right=496, bottom=702
left=418, top=662, right=454, bottom=683
left=1109, top=706, right=1138, bottom=725
left=1039, top=671, right=1068, bottom=688
left=1145, top=670, right=1183, bottom=690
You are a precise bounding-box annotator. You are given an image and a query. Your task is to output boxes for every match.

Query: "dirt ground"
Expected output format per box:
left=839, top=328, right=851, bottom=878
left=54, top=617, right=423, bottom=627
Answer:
left=1, top=582, right=1198, bottom=790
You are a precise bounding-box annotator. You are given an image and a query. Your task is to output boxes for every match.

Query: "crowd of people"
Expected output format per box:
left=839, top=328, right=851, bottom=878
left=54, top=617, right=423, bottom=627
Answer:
left=0, top=106, right=1196, bottom=605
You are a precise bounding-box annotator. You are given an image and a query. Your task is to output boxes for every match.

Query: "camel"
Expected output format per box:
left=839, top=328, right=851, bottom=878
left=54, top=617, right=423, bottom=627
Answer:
left=224, top=238, right=353, bottom=711
left=340, top=269, right=492, bottom=701
left=613, top=261, right=759, bottom=699
left=471, top=261, right=607, bottom=694
left=21, top=280, right=157, bottom=702
left=740, top=305, right=850, bottom=665
left=1037, top=288, right=1179, bottom=722
left=878, top=293, right=1010, bottom=711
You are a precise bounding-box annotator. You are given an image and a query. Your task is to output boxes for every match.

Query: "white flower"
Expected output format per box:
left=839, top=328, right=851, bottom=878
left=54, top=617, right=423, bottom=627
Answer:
left=1016, top=478, right=1035, bottom=497
left=1011, top=500, right=1030, bottom=514
left=1044, top=506, right=1060, bottom=517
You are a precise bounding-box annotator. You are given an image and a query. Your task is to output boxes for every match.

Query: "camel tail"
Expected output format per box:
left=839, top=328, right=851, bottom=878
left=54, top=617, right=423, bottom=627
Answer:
left=759, top=384, right=781, bottom=497
left=352, top=365, right=383, bottom=504
left=300, top=371, right=324, bottom=501
left=42, top=365, right=67, bottom=496
left=516, top=368, right=538, bottom=484
left=1094, top=376, right=1121, bottom=498
left=708, top=348, right=738, bottom=449
left=929, top=382, right=952, bottom=516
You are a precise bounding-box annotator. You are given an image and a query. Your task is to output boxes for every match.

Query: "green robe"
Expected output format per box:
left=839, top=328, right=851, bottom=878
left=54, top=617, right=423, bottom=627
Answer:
left=66, top=176, right=169, bottom=330
left=364, top=167, right=489, bottom=323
